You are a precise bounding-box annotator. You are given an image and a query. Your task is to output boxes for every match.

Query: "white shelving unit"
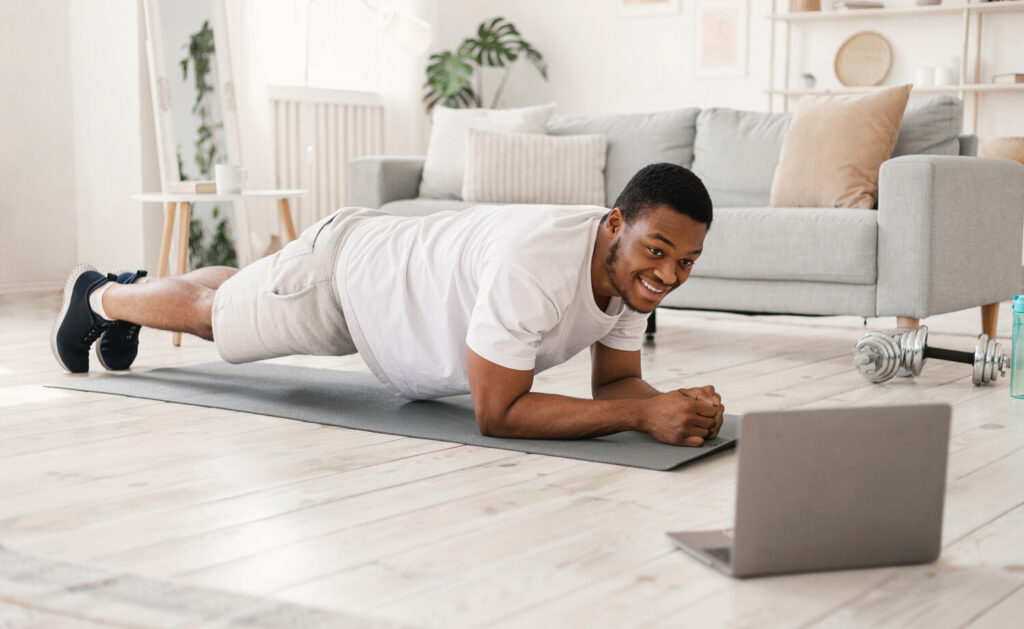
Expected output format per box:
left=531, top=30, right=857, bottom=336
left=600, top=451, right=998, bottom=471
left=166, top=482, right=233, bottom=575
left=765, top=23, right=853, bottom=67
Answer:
left=766, top=0, right=1024, bottom=132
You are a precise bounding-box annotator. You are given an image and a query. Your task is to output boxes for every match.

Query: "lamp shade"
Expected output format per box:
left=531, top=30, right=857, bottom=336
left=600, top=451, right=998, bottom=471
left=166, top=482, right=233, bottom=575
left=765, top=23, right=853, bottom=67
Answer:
left=375, top=6, right=432, bottom=57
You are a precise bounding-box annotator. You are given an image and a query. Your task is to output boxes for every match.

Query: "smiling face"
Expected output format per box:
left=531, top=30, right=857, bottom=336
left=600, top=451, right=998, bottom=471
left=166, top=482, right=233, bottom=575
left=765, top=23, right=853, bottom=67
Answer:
left=596, top=205, right=708, bottom=313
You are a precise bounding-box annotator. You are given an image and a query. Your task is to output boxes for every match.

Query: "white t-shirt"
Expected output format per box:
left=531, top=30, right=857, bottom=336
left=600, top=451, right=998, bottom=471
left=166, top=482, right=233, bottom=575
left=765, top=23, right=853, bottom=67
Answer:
left=335, top=205, right=649, bottom=399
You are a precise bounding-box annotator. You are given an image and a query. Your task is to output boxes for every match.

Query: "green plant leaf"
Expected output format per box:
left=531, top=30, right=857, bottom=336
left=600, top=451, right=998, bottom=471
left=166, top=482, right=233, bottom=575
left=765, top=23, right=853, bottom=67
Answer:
left=423, top=50, right=477, bottom=110
left=462, top=17, right=521, bottom=68
left=519, top=40, right=548, bottom=80
left=181, top=19, right=236, bottom=267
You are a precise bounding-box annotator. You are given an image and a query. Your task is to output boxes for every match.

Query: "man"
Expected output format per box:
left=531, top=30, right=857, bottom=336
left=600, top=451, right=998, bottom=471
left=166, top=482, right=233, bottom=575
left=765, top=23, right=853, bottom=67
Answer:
left=52, top=163, right=723, bottom=446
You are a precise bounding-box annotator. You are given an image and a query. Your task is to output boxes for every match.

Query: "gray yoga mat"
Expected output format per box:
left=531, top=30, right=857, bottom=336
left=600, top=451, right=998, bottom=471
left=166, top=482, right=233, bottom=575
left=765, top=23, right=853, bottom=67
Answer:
left=49, top=362, right=737, bottom=471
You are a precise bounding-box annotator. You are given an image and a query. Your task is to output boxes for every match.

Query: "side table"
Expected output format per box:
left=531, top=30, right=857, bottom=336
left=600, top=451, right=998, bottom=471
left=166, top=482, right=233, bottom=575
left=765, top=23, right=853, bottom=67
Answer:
left=132, top=189, right=308, bottom=346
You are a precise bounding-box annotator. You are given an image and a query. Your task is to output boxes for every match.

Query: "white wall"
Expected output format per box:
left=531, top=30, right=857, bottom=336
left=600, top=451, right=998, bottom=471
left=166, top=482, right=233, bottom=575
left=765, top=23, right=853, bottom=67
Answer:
left=0, top=0, right=78, bottom=292
left=434, top=0, right=1024, bottom=136
left=69, top=0, right=163, bottom=275
left=0, top=0, right=162, bottom=294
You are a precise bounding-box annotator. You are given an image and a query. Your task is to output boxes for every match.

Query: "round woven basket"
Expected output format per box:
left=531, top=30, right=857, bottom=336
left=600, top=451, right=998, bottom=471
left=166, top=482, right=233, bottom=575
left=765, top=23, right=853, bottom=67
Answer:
left=835, top=31, right=892, bottom=87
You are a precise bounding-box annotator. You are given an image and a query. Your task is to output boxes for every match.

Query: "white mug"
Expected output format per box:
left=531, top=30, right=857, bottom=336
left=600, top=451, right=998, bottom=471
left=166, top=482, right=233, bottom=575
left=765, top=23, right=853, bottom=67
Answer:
left=934, top=65, right=955, bottom=86
left=914, top=67, right=935, bottom=88
left=215, top=164, right=248, bottom=194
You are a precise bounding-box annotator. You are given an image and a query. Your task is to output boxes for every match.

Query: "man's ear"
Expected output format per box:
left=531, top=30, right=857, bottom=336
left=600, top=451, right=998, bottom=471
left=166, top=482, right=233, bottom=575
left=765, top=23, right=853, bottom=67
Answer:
left=606, top=208, right=625, bottom=236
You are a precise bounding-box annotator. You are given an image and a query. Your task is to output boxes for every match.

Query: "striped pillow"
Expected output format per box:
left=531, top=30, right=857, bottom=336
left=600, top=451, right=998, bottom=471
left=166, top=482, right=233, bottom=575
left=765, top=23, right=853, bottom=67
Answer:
left=461, top=128, right=607, bottom=205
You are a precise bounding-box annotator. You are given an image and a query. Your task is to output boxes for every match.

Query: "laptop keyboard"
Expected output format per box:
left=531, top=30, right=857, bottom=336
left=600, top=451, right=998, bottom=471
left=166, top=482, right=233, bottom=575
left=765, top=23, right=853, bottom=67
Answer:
left=704, top=546, right=732, bottom=564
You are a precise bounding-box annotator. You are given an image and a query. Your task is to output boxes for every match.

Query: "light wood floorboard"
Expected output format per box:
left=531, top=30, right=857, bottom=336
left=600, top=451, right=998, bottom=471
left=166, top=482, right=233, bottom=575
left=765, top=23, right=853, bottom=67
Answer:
left=2, top=290, right=1023, bottom=627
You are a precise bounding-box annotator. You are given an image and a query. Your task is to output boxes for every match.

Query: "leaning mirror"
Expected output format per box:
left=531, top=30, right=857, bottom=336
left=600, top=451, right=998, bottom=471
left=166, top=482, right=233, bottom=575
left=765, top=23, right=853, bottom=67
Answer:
left=142, top=0, right=245, bottom=268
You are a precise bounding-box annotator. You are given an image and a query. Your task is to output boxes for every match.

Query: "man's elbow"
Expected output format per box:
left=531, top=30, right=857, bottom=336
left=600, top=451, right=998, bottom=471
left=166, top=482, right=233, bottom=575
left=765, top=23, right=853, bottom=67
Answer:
left=476, top=411, right=509, bottom=438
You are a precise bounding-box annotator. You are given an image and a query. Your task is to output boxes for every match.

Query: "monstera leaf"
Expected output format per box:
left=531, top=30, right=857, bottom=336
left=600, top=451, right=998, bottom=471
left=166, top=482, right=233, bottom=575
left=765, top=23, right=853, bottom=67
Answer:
left=462, top=17, right=523, bottom=68
left=424, top=49, right=477, bottom=110
left=518, top=39, right=549, bottom=81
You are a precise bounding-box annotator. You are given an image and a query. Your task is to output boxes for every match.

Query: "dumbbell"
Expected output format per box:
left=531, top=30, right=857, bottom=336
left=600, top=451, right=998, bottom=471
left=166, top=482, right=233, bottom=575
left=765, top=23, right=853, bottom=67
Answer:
left=853, top=325, right=1007, bottom=385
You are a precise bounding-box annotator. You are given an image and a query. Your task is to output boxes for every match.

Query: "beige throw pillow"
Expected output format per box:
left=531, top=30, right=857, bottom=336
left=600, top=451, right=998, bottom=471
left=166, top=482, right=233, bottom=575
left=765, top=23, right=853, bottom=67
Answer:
left=770, top=85, right=912, bottom=209
left=462, top=129, right=607, bottom=205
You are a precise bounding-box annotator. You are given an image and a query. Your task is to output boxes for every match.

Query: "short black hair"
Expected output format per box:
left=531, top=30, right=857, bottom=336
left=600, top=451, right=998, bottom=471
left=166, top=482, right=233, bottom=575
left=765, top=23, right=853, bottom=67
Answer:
left=611, top=163, right=713, bottom=228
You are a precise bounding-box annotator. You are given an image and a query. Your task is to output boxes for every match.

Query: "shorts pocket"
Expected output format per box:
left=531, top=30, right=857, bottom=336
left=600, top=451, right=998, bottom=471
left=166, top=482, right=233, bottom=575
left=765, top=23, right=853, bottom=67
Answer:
left=268, top=284, right=317, bottom=299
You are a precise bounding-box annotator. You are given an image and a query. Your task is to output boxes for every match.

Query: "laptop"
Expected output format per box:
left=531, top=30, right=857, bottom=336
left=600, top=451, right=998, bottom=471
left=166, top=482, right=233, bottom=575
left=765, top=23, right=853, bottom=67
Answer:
left=667, top=404, right=951, bottom=578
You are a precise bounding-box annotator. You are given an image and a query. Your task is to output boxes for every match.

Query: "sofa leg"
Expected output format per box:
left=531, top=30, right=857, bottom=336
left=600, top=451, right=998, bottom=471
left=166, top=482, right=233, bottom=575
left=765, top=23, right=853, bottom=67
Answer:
left=645, top=309, right=657, bottom=343
left=897, top=316, right=919, bottom=330
left=981, top=302, right=999, bottom=339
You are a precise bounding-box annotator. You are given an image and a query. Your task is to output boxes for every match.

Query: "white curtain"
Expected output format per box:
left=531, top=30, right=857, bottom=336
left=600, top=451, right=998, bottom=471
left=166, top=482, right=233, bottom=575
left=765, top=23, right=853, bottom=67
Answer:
left=223, top=0, right=435, bottom=261
left=379, top=0, right=436, bottom=156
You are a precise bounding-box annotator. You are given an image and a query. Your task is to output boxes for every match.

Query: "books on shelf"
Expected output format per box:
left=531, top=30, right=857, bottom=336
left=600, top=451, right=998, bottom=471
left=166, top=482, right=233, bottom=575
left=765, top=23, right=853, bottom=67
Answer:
left=992, top=73, right=1024, bottom=85
left=165, top=180, right=217, bottom=194
left=834, top=1, right=885, bottom=9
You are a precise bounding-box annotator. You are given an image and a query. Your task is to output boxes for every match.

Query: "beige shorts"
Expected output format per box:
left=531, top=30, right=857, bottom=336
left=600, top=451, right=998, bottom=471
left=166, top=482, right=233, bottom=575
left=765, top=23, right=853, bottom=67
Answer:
left=212, top=207, right=385, bottom=363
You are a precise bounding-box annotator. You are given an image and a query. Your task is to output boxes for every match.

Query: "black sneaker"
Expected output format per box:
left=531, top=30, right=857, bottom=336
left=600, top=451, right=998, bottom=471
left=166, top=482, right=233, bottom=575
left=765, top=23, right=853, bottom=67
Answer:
left=95, top=269, right=148, bottom=371
left=51, top=264, right=114, bottom=373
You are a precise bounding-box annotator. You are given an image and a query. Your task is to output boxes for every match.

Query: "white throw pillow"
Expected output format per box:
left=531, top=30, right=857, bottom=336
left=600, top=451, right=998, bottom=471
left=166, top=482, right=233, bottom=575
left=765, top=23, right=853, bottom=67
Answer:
left=462, top=128, right=607, bottom=206
left=419, top=103, right=556, bottom=200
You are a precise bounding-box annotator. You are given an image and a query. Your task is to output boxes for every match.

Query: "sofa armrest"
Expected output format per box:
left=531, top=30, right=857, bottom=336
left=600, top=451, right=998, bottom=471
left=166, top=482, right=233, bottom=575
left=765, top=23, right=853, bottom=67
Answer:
left=348, top=156, right=425, bottom=208
left=876, top=155, right=1024, bottom=318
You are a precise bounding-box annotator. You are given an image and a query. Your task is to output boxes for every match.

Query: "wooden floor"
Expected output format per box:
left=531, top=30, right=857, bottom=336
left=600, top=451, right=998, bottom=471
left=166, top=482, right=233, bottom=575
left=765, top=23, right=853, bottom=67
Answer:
left=2, top=290, right=1023, bottom=628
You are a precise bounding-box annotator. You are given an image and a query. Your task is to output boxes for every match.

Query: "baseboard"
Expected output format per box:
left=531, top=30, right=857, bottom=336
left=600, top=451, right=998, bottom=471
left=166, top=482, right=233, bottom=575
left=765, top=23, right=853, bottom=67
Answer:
left=0, top=279, right=64, bottom=295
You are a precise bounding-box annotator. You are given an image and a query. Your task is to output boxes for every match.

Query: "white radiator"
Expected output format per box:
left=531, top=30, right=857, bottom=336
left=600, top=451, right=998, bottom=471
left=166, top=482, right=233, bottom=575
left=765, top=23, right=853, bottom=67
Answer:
left=268, top=85, right=385, bottom=232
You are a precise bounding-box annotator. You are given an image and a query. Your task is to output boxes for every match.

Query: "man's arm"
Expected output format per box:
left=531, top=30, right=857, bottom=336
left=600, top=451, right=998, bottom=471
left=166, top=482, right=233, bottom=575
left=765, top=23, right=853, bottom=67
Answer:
left=467, top=347, right=718, bottom=446
left=591, top=342, right=660, bottom=400
left=590, top=342, right=725, bottom=439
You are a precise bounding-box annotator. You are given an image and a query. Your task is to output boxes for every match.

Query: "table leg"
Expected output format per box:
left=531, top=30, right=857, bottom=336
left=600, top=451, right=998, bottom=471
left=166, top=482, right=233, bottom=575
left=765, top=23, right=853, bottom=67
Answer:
left=172, top=201, right=192, bottom=347
left=157, top=202, right=177, bottom=278
left=279, top=198, right=298, bottom=243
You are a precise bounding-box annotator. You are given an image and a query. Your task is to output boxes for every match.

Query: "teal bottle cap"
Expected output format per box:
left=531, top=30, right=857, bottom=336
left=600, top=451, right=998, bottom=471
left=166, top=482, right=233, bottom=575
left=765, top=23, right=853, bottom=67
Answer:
left=1015, top=295, right=1024, bottom=313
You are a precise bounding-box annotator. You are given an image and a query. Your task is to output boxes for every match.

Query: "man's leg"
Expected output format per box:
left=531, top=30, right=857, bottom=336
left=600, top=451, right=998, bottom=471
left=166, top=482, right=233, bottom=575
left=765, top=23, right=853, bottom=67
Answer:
left=102, top=266, right=237, bottom=341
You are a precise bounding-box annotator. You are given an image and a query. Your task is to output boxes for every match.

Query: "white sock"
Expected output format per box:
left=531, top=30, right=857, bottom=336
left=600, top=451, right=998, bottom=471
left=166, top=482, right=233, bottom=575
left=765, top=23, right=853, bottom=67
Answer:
left=89, top=282, right=114, bottom=322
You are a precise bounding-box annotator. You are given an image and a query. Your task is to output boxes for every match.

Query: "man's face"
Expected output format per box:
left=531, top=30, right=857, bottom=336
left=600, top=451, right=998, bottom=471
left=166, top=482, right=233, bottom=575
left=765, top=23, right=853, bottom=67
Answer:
left=603, top=205, right=707, bottom=313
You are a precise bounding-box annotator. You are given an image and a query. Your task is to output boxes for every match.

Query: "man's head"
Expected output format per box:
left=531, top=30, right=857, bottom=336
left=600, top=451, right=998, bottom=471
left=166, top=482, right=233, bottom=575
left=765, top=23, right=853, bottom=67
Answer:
left=596, top=163, right=713, bottom=313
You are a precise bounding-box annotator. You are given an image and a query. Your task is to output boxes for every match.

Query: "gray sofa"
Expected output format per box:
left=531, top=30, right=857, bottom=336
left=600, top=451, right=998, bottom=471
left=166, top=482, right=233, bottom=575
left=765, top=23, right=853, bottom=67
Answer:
left=349, top=96, right=1024, bottom=336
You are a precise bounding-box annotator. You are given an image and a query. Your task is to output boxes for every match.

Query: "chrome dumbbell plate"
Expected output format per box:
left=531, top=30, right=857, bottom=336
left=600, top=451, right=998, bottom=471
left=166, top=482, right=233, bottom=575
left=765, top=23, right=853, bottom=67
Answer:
left=853, top=332, right=901, bottom=383
left=973, top=335, right=1008, bottom=386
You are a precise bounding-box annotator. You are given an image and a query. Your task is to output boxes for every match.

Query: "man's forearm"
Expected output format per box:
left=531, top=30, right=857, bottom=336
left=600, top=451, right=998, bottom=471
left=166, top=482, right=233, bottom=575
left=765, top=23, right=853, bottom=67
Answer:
left=485, top=392, right=646, bottom=440
left=593, top=376, right=661, bottom=401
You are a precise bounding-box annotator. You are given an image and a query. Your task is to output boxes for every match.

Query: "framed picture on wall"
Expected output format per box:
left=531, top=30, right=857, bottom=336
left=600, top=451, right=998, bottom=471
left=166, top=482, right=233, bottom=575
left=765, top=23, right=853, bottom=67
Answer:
left=615, top=0, right=681, bottom=18
left=694, top=0, right=748, bottom=78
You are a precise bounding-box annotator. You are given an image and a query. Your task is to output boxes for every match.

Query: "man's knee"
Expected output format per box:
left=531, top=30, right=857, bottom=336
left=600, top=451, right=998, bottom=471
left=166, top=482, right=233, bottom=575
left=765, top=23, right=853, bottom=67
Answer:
left=194, top=287, right=217, bottom=341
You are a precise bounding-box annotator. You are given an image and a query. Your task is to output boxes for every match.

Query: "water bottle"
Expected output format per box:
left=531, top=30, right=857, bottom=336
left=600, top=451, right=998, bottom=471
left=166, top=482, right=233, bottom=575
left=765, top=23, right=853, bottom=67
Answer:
left=1012, top=295, right=1024, bottom=398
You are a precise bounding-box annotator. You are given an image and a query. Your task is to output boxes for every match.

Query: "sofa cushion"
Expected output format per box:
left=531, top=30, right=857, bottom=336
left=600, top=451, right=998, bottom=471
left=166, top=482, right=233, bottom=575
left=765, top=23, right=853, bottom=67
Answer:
left=689, top=95, right=963, bottom=208
left=380, top=199, right=479, bottom=217
left=691, top=108, right=790, bottom=208
left=692, top=207, right=878, bottom=284
left=893, top=95, right=962, bottom=157
left=419, top=103, right=555, bottom=200
left=547, top=108, right=699, bottom=207
left=770, top=85, right=912, bottom=209
left=462, top=129, right=607, bottom=205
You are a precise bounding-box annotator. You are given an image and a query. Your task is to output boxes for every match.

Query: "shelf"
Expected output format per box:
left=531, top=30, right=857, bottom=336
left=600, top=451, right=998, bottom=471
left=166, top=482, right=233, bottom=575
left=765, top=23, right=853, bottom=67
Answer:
left=769, top=1, right=1024, bottom=22
left=767, top=84, right=1024, bottom=96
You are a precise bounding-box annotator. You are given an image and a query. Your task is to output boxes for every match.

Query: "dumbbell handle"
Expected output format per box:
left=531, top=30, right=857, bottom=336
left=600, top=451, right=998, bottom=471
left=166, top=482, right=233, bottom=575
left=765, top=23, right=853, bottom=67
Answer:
left=924, top=346, right=975, bottom=364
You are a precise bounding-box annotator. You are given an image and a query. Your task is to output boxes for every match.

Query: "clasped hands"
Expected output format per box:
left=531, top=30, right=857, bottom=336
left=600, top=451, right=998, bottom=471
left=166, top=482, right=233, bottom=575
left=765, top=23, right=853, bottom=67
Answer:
left=642, top=384, right=724, bottom=447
